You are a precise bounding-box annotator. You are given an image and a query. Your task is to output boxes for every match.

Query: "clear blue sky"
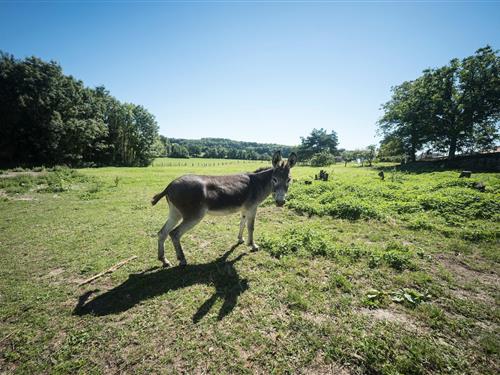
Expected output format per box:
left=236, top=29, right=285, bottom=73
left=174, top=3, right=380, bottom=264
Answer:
left=1, top=1, right=499, bottom=149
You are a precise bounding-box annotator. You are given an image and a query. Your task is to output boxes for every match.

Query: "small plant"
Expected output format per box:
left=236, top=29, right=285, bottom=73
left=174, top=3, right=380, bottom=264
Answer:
left=362, top=288, right=387, bottom=309
left=114, top=176, right=121, bottom=187
left=330, top=274, right=353, bottom=293
left=390, top=288, right=431, bottom=307
left=383, top=251, right=416, bottom=271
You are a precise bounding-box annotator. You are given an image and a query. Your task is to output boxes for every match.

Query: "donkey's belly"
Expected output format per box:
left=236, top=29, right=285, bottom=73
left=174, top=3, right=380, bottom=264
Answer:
left=207, top=206, right=242, bottom=216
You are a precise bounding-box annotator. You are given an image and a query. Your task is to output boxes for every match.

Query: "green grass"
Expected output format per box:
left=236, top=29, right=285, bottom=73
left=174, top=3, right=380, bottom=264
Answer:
left=0, top=159, right=498, bottom=374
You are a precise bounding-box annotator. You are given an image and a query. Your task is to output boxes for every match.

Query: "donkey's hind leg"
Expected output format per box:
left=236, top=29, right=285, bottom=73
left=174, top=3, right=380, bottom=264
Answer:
left=237, top=212, right=247, bottom=245
left=158, top=204, right=182, bottom=267
left=170, top=212, right=206, bottom=266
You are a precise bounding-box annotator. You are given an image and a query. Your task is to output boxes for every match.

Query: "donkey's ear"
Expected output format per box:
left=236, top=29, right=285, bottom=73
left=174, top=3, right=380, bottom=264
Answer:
left=287, top=152, right=298, bottom=168
left=272, top=150, right=282, bottom=168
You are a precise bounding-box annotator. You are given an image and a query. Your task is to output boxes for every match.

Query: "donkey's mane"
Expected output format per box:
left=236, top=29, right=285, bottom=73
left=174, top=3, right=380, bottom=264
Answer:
left=252, top=166, right=272, bottom=173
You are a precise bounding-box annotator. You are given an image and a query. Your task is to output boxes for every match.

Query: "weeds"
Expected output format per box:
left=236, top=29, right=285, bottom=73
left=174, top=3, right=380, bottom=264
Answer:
left=286, top=169, right=500, bottom=242
left=0, top=167, right=90, bottom=195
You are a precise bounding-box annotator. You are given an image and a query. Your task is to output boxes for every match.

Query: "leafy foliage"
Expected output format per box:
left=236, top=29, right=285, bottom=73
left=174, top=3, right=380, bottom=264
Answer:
left=286, top=169, right=500, bottom=240
left=378, top=46, right=500, bottom=160
left=309, top=151, right=335, bottom=167
left=165, top=137, right=294, bottom=160
left=0, top=167, right=90, bottom=195
left=297, top=128, right=338, bottom=162
left=0, top=52, right=160, bottom=167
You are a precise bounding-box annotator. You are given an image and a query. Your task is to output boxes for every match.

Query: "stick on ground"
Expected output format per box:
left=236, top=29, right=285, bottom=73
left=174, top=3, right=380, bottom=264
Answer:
left=78, top=255, right=138, bottom=286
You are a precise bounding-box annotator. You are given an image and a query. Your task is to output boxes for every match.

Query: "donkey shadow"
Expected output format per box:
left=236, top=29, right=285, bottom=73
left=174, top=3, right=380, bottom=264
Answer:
left=73, top=244, right=249, bottom=323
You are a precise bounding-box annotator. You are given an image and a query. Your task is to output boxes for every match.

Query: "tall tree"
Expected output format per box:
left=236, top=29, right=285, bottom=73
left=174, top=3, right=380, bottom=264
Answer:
left=297, top=128, right=338, bottom=160
left=378, top=76, right=433, bottom=162
left=378, top=46, right=500, bottom=160
left=0, top=52, right=160, bottom=167
left=431, top=46, right=500, bottom=157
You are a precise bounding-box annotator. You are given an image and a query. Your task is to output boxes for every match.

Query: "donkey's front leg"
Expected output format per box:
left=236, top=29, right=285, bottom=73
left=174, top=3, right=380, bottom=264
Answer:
left=237, top=212, right=246, bottom=245
left=246, top=209, right=259, bottom=251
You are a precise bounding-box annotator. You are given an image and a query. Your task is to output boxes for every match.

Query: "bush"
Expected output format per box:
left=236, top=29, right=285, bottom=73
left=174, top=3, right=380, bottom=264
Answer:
left=259, top=227, right=336, bottom=259
left=309, top=151, right=335, bottom=167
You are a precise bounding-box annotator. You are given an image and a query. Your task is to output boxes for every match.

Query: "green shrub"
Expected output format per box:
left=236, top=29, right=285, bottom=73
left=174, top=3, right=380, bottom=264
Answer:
left=259, top=227, right=336, bottom=259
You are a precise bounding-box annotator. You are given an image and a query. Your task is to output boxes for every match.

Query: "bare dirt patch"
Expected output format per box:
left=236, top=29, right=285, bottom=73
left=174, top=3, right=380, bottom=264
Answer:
left=436, top=254, right=499, bottom=304
left=358, top=307, right=426, bottom=333
left=437, top=254, right=498, bottom=286
left=46, top=268, right=65, bottom=278
left=300, top=352, right=351, bottom=375
left=301, top=311, right=335, bottom=325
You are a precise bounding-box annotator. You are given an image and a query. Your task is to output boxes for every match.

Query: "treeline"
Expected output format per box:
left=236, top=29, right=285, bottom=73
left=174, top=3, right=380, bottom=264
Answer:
left=378, top=46, right=500, bottom=161
left=161, top=137, right=295, bottom=160
left=0, top=52, right=162, bottom=167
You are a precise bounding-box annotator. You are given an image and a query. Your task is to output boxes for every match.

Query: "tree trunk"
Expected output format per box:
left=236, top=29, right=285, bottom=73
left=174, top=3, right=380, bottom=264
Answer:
left=409, top=144, right=416, bottom=162
left=448, top=136, right=457, bottom=159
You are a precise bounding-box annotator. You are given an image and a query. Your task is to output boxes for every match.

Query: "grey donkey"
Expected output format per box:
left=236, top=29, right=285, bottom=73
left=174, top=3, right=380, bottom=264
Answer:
left=151, top=150, right=297, bottom=267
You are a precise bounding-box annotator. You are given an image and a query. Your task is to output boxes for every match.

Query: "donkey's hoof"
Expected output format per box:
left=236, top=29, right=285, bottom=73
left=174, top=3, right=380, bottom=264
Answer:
left=179, top=259, right=187, bottom=268
left=250, top=244, right=259, bottom=252
left=161, top=261, right=172, bottom=268
left=237, top=238, right=245, bottom=245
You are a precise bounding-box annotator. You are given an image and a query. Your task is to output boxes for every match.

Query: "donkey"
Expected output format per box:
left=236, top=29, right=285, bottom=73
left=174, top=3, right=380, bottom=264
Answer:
left=151, top=150, right=297, bottom=267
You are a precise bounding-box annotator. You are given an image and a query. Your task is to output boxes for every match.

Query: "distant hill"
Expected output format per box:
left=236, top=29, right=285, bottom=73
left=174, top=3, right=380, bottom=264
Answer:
left=165, top=137, right=296, bottom=160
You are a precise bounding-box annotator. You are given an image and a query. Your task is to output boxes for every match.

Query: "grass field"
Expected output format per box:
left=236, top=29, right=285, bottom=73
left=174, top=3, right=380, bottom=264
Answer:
left=0, top=158, right=499, bottom=374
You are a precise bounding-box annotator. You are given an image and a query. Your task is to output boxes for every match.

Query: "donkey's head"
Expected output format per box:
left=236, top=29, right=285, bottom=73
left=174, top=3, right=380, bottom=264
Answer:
left=271, top=150, right=297, bottom=207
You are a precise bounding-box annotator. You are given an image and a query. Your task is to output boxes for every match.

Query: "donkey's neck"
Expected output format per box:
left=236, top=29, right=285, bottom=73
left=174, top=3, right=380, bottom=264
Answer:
left=251, top=168, right=274, bottom=203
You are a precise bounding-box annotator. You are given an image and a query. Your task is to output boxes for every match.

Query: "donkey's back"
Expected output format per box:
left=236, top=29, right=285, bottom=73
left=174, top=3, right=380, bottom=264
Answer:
left=152, top=173, right=253, bottom=214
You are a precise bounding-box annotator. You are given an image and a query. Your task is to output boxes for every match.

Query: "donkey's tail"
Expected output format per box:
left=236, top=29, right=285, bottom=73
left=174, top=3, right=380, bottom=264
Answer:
left=151, top=188, right=168, bottom=206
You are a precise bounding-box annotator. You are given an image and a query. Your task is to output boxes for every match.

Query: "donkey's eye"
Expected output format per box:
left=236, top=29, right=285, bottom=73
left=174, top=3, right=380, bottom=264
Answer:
left=272, top=177, right=278, bottom=184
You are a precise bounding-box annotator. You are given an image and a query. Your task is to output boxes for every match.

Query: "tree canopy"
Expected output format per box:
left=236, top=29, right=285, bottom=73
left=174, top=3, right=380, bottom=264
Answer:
left=297, top=128, right=339, bottom=161
left=164, top=138, right=294, bottom=160
left=0, top=52, right=161, bottom=167
left=378, top=46, right=500, bottom=161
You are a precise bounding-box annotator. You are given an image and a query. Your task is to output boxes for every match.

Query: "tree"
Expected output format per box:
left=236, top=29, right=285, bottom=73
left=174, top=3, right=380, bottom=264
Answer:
left=378, top=77, right=433, bottom=162
left=378, top=135, right=405, bottom=161
left=165, top=138, right=294, bottom=161
left=378, top=46, right=500, bottom=161
left=151, top=137, right=167, bottom=158
left=0, top=52, right=160, bottom=167
left=297, top=128, right=339, bottom=161
left=169, top=143, right=189, bottom=158
left=310, top=151, right=335, bottom=167
left=341, top=150, right=355, bottom=166
left=366, top=145, right=377, bottom=166
left=0, top=53, right=111, bottom=165
left=430, top=46, right=500, bottom=158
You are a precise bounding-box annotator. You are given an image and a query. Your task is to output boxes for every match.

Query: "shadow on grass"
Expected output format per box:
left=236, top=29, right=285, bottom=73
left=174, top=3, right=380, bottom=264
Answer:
left=73, top=243, right=249, bottom=323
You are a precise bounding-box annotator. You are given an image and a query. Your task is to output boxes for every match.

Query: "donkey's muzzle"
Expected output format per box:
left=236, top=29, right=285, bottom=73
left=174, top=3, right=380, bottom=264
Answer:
left=276, top=200, right=285, bottom=207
